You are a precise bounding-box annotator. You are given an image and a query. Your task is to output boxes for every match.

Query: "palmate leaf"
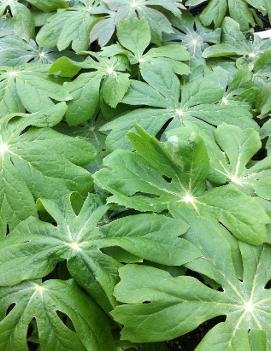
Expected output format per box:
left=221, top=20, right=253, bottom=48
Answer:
left=112, top=218, right=271, bottom=350
left=90, top=0, right=186, bottom=47
left=36, top=0, right=99, bottom=52
left=203, top=17, right=271, bottom=61
left=94, top=126, right=269, bottom=244
left=116, top=18, right=190, bottom=75
left=0, top=279, right=116, bottom=351
left=0, top=0, right=67, bottom=41
left=101, top=60, right=255, bottom=151
left=49, top=54, right=130, bottom=124
left=210, top=123, right=271, bottom=200
left=186, top=0, right=258, bottom=30
left=0, top=35, right=70, bottom=66
left=164, top=13, right=221, bottom=59
left=0, top=63, right=72, bottom=117
left=0, top=193, right=199, bottom=311
left=0, top=107, right=95, bottom=233
left=0, top=0, right=34, bottom=40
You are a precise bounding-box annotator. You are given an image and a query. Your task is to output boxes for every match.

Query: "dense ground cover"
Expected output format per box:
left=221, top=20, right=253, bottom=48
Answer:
left=0, top=0, right=271, bottom=350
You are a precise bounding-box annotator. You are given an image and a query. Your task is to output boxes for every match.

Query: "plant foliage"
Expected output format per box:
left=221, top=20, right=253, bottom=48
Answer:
left=0, top=1, right=271, bottom=350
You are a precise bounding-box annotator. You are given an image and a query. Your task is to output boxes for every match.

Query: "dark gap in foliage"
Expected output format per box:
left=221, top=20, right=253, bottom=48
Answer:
left=37, top=206, right=57, bottom=225
left=6, top=303, right=16, bottom=316
left=27, top=318, right=39, bottom=351
left=41, top=261, right=69, bottom=281
left=27, top=318, right=35, bottom=338
left=252, top=146, right=267, bottom=161
left=135, top=192, right=158, bottom=198
left=255, top=14, right=271, bottom=31
left=157, top=118, right=173, bottom=139
left=56, top=310, right=76, bottom=332
left=189, top=4, right=208, bottom=16
left=109, top=208, right=140, bottom=220
left=265, top=279, right=271, bottom=289
left=20, top=125, right=32, bottom=135
left=167, top=316, right=226, bottom=351
left=162, top=175, right=172, bottom=183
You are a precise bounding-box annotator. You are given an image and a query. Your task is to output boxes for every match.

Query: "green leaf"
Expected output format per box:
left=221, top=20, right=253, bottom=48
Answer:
left=0, top=0, right=35, bottom=40
left=198, top=0, right=254, bottom=30
left=49, top=56, right=82, bottom=77
left=49, top=54, right=131, bottom=120
left=0, top=35, right=66, bottom=66
left=228, top=0, right=254, bottom=30
left=102, top=73, right=130, bottom=108
left=101, top=62, right=254, bottom=150
left=27, top=0, right=68, bottom=12
left=36, top=7, right=96, bottom=52
left=64, top=72, right=102, bottom=125
left=165, top=13, right=221, bottom=59
left=0, top=64, right=72, bottom=116
left=117, top=18, right=151, bottom=57
left=212, top=123, right=271, bottom=200
left=0, top=112, right=95, bottom=232
left=112, top=219, right=271, bottom=348
left=95, top=126, right=269, bottom=244
left=0, top=193, right=199, bottom=310
left=200, top=0, right=228, bottom=28
left=0, top=279, right=116, bottom=351
left=203, top=17, right=270, bottom=59
left=90, top=0, right=185, bottom=47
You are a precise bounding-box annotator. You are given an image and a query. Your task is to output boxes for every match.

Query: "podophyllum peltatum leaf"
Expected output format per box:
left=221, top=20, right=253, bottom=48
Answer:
left=0, top=109, right=95, bottom=233
left=0, top=193, right=199, bottom=311
left=36, top=1, right=98, bottom=52
left=210, top=123, right=271, bottom=200
left=0, top=34, right=71, bottom=66
left=90, top=0, right=186, bottom=47
left=49, top=55, right=130, bottom=124
left=0, top=0, right=35, bottom=40
left=164, top=13, right=221, bottom=59
left=101, top=60, right=255, bottom=150
left=203, top=17, right=271, bottom=61
left=0, top=64, right=72, bottom=117
left=95, top=126, right=269, bottom=244
left=195, top=0, right=254, bottom=30
left=112, top=218, right=271, bottom=350
left=116, top=18, right=190, bottom=75
left=0, top=279, right=116, bottom=351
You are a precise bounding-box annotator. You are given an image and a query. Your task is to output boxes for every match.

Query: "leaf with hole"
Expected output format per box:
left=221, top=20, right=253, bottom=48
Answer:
left=112, top=218, right=271, bottom=350
left=0, top=193, right=199, bottom=311
left=0, top=279, right=116, bottom=351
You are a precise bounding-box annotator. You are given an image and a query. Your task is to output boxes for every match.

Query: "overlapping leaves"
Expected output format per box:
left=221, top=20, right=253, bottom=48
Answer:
left=112, top=218, right=271, bottom=350
left=0, top=64, right=72, bottom=116
left=90, top=0, right=186, bottom=47
left=102, top=62, right=255, bottom=150
left=49, top=53, right=130, bottom=124
left=0, top=2, right=271, bottom=351
left=186, top=0, right=270, bottom=30
left=95, top=126, right=269, bottom=244
left=0, top=193, right=199, bottom=311
left=0, top=279, right=116, bottom=351
left=0, top=107, right=95, bottom=232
